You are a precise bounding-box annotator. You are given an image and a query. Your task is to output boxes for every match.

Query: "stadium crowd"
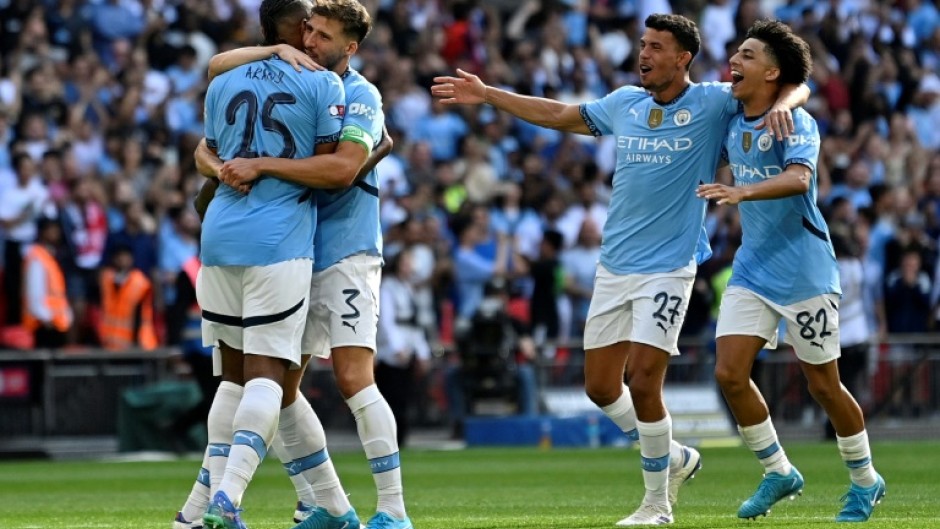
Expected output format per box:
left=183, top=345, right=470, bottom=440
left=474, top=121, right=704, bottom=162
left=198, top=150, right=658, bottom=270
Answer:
left=0, top=0, right=939, bottom=357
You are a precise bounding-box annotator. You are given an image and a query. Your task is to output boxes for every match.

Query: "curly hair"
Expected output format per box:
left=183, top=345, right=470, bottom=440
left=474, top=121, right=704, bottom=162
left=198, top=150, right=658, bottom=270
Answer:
left=645, top=14, right=701, bottom=69
left=745, top=20, right=813, bottom=85
left=311, top=0, right=373, bottom=44
left=259, top=0, right=313, bottom=46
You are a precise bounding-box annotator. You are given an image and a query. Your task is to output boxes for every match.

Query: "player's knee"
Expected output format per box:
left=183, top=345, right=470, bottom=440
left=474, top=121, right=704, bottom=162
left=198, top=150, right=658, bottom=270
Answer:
left=334, top=365, right=372, bottom=399
left=714, top=363, right=748, bottom=394
left=806, top=377, right=839, bottom=405
left=584, top=382, right=620, bottom=407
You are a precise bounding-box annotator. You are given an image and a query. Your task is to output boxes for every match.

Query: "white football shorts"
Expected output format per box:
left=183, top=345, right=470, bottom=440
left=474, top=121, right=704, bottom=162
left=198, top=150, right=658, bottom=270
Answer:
left=301, top=254, right=381, bottom=359
left=716, top=286, right=841, bottom=365
left=583, top=261, right=696, bottom=356
left=196, top=258, right=312, bottom=375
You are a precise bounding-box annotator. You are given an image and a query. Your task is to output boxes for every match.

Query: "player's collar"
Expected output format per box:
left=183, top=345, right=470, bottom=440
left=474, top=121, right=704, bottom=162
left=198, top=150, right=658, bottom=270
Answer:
left=341, top=67, right=352, bottom=79
left=743, top=105, right=773, bottom=122
left=651, top=83, right=690, bottom=107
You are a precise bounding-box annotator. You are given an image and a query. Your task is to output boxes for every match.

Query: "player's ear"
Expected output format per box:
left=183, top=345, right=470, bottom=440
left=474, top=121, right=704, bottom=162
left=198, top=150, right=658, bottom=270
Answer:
left=765, top=67, right=780, bottom=83
left=346, top=40, right=359, bottom=57
left=677, top=50, right=692, bottom=70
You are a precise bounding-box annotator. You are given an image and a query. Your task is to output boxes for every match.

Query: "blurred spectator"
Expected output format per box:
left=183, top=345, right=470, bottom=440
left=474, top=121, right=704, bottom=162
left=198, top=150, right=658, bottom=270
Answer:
left=489, top=182, right=542, bottom=260
left=387, top=216, right=439, bottom=340
left=452, top=214, right=508, bottom=321
left=165, top=45, right=202, bottom=96
left=528, top=229, right=563, bottom=350
left=556, top=177, right=607, bottom=248
left=826, top=228, right=874, bottom=438
left=447, top=277, right=540, bottom=437
left=105, top=200, right=158, bottom=275
left=60, top=177, right=107, bottom=342
left=157, top=206, right=199, bottom=306
left=828, top=160, right=873, bottom=210
left=884, top=249, right=932, bottom=333
left=456, top=134, right=498, bottom=203
left=1, top=153, right=54, bottom=324
left=884, top=211, right=935, bottom=280
left=376, top=248, right=431, bottom=447
left=22, top=216, right=72, bottom=348
left=561, top=218, right=601, bottom=338
left=98, top=244, right=158, bottom=351
left=408, top=98, right=468, bottom=162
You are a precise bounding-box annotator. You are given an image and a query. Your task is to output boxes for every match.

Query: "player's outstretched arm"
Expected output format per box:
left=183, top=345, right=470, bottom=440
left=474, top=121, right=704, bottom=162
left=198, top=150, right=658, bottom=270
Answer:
left=757, top=83, right=810, bottom=140
left=431, top=68, right=590, bottom=135
left=697, top=163, right=811, bottom=205
left=207, top=44, right=322, bottom=81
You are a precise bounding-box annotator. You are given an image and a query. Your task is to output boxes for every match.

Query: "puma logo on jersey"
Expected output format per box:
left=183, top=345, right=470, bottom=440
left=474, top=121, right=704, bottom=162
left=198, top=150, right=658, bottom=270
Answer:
left=342, top=321, right=358, bottom=334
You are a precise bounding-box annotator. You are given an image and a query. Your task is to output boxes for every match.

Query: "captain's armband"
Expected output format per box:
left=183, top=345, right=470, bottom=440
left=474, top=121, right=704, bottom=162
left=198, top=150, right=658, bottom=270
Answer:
left=339, top=124, right=373, bottom=156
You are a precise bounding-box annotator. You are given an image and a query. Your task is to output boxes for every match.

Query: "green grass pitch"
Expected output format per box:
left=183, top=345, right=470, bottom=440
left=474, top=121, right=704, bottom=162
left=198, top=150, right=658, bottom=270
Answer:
left=0, top=441, right=937, bottom=528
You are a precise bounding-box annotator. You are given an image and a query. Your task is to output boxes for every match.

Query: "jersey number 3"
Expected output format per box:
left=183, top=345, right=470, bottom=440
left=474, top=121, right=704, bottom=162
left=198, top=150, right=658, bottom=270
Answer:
left=225, top=91, right=297, bottom=159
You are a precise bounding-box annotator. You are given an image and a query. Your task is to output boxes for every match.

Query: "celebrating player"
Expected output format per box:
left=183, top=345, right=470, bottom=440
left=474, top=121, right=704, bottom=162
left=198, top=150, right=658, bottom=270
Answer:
left=194, top=4, right=345, bottom=528
left=432, top=13, right=808, bottom=526
left=697, top=20, right=885, bottom=522
left=183, top=1, right=412, bottom=529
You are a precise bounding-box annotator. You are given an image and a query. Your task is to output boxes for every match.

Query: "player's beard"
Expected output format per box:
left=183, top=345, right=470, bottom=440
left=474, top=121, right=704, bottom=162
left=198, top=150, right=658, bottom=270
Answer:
left=314, top=49, right=345, bottom=72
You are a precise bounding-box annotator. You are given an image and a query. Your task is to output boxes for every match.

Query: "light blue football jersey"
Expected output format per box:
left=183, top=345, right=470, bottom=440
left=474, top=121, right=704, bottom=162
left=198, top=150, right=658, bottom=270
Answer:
left=724, top=107, right=841, bottom=304
left=313, top=68, right=384, bottom=272
left=201, top=59, right=345, bottom=267
left=581, top=82, right=739, bottom=274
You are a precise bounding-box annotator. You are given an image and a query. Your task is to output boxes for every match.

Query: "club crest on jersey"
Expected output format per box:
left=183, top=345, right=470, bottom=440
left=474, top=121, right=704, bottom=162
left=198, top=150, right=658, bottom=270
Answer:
left=758, top=133, right=773, bottom=151
left=742, top=132, right=752, bottom=152
left=673, top=109, right=692, bottom=126
left=648, top=108, right=664, bottom=128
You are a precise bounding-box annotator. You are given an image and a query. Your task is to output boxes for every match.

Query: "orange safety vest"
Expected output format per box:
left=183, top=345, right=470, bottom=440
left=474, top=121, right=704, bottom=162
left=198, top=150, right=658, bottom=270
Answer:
left=99, top=268, right=158, bottom=350
left=22, top=245, right=72, bottom=333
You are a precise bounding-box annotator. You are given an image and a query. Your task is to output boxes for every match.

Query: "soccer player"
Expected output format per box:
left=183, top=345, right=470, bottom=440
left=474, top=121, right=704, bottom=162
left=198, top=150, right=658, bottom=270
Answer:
left=194, top=4, right=346, bottom=529
left=191, top=2, right=411, bottom=529
left=432, top=14, right=808, bottom=526
left=696, top=20, right=885, bottom=522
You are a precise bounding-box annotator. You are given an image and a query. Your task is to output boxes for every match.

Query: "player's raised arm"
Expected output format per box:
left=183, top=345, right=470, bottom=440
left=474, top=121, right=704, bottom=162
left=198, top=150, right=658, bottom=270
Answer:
left=431, top=68, right=591, bottom=135
left=207, top=44, right=322, bottom=81
left=756, top=83, right=810, bottom=140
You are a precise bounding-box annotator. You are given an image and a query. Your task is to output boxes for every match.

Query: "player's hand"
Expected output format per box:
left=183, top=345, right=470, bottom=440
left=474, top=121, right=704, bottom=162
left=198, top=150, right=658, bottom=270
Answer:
left=276, top=44, right=323, bottom=72
left=697, top=183, right=746, bottom=205
left=220, top=158, right=262, bottom=188
left=755, top=103, right=794, bottom=141
left=431, top=68, right=488, bottom=105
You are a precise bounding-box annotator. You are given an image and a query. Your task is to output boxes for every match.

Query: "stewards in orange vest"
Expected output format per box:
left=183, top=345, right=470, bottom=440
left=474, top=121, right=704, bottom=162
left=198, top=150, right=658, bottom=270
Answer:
left=22, top=217, right=73, bottom=348
left=98, top=245, right=158, bottom=350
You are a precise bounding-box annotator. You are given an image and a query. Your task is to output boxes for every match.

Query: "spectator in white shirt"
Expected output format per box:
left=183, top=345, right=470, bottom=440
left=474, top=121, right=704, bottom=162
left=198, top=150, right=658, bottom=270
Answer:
left=375, top=249, right=431, bottom=447
left=0, top=153, right=53, bottom=324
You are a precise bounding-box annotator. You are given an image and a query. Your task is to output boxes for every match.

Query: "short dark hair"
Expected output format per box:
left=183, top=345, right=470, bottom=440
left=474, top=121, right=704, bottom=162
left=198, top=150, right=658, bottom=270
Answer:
left=259, top=0, right=313, bottom=46
left=542, top=230, right=564, bottom=252
left=745, top=20, right=812, bottom=85
left=311, top=0, right=373, bottom=44
left=645, top=14, right=700, bottom=68
left=13, top=152, right=33, bottom=172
